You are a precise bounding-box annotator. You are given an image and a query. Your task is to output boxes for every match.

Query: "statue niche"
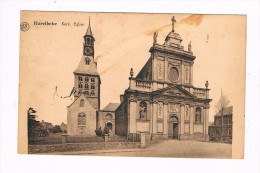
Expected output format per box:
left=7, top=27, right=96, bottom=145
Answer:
left=139, top=101, right=147, bottom=120
left=195, top=107, right=202, bottom=123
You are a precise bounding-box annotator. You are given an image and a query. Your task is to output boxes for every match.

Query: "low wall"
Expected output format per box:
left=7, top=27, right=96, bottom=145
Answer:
left=29, top=142, right=141, bottom=154
left=179, top=133, right=208, bottom=141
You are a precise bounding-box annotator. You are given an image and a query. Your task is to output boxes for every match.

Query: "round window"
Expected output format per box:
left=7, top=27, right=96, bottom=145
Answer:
left=169, top=67, right=179, bottom=82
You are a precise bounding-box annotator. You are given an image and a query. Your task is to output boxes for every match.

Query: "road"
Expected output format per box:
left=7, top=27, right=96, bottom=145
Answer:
left=53, top=140, right=232, bottom=158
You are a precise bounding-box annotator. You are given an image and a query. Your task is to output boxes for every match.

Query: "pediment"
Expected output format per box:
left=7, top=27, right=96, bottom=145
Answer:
left=154, top=85, right=195, bottom=98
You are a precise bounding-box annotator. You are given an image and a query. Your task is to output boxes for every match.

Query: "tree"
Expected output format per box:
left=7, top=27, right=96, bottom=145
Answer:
left=28, top=107, right=49, bottom=137
left=215, top=89, right=230, bottom=141
left=27, top=107, right=40, bottom=137
left=52, top=125, right=63, bottom=133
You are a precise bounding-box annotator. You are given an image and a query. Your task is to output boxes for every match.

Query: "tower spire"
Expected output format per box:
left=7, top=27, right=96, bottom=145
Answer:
left=86, top=16, right=93, bottom=36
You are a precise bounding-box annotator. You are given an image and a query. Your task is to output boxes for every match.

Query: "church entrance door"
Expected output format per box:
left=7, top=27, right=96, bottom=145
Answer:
left=168, top=115, right=179, bottom=140
left=172, top=122, right=178, bottom=139
left=106, top=122, right=113, bottom=132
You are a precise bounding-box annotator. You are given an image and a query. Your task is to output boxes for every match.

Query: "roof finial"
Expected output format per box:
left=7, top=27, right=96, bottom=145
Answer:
left=88, top=16, right=90, bottom=26
left=188, top=41, right=192, bottom=52
left=171, top=16, right=176, bottom=32
left=153, top=31, right=158, bottom=46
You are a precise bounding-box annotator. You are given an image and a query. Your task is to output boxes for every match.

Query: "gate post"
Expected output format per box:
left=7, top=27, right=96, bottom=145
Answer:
left=62, top=134, right=67, bottom=146
left=104, top=134, right=109, bottom=142
left=140, top=132, right=146, bottom=148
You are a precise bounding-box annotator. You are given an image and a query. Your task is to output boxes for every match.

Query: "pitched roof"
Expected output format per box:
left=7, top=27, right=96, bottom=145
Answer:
left=101, top=103, right=120, bottom=112
left=74, top=56, right=99, bottom=75
left=215, top=106, right=233, bottom=117
left=85, top=17, right=94, bottom=37
left=67, top=94, right=96, bottom=109
left=86, top=24, right=93, bottom=36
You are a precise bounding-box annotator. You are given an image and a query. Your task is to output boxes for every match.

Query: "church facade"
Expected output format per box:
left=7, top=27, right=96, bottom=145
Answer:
left=115, top=17, right=212, bottom=141
left=67, top=16, right=212, bottom=141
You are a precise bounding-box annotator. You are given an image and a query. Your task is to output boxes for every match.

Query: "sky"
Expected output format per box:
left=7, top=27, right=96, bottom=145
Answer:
left=19, top=12, right=246, bottom=125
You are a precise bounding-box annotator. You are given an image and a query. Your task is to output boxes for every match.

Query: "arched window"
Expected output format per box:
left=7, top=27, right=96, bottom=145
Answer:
left=78, top=84, right=83, bottom=88
left=139, top=101, right=147, bottom=120
left=91, top=78, right=95, bottom=82
left=80, top=99, right=84, bottom=107
left=78, top=113, right=86, bottom=126
left=85, top=57, right=90, bottom=65
left=105, top=113, right=113, bottom=119
left=78, top=76, right=83, bottom=81
left=78, top=90, right=82, bottom=95
left=84, top=91, right=89, bottom=96
left=85, top=84, right=89, bottom=89
left=91, top=84, right=95, bottom=89
left=85, top=77, right=89, bottom=82
left=90, top=91, right=95, bottom=96
left=195, top=107, right=202, bottom=123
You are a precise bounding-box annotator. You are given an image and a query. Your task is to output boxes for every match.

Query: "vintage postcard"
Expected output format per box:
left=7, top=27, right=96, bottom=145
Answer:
left=18, top=11, right=246, bottom=158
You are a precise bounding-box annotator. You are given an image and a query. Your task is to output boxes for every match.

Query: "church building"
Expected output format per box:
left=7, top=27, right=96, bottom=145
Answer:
left=115, top=16, right=212, bottom=141
left=67, top=19, right=101, bottom=136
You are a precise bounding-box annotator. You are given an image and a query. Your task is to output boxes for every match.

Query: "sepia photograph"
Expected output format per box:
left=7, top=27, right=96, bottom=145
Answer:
left=17, top=11, right=246, bottom=159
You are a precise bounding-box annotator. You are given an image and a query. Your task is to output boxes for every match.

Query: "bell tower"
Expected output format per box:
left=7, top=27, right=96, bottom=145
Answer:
left=83, top=17, right=95, bottom=58
left=73, top=17, right=101, bottom=110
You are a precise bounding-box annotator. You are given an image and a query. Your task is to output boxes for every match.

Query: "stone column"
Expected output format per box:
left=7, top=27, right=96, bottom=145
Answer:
left=129, top=99, right=137, bottom=133
left=163, top=102, right=168, bottom=137
left=189, top=105, right=194, bottom=135
left=152, top=102, right=158, bottom=135
left=180, top=104, right=185, bottom=135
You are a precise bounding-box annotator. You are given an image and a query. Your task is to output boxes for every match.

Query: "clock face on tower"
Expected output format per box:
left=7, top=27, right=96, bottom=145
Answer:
left=84, top=47, right=93, bottom=55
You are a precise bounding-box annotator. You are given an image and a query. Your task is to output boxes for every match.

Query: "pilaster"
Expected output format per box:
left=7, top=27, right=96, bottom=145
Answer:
left=181, top=61, right=184, bottom=84
left=163, top=102, right=168, bottom=136
left=180, top=104, right=185, bottom=135
left=202, top=107, right=205, bottom=134
left=153, top=56, right=157, bottom=81
left=164, top=57, right=168, bottom=83
left=152, top=102, right=158, bottom=134
left=190, top=62, right=194, bottom=85
left=190, top=105, right=194, bottom=135
left=129, top=99, right=137, bottom=133
left=205, top=107, right=209, bottom=135
left=149, top=101, right=153, bottom=133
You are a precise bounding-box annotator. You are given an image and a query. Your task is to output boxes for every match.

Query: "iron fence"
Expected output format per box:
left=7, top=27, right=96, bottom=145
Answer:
left=127, top=133, right=141, bottom=142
